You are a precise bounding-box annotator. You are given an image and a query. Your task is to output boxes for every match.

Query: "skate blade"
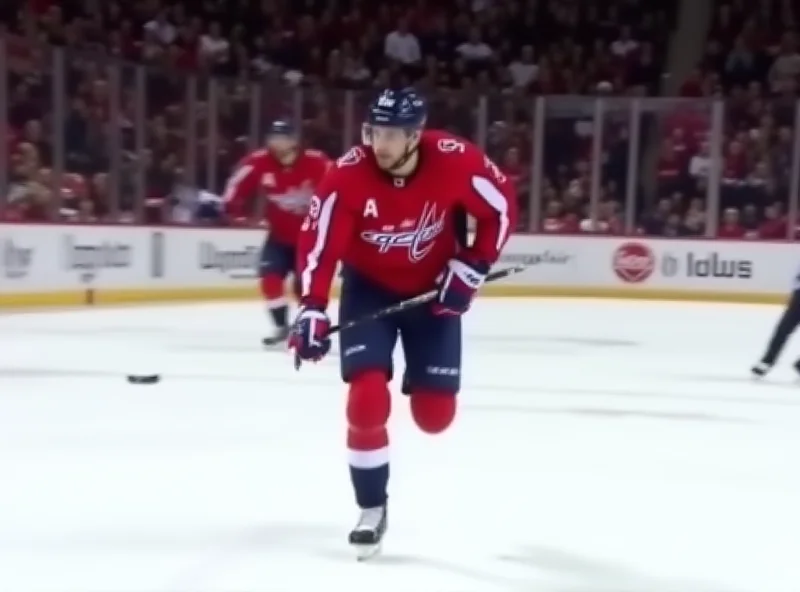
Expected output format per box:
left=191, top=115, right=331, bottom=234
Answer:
left=354, top=542, right=382, bottom=561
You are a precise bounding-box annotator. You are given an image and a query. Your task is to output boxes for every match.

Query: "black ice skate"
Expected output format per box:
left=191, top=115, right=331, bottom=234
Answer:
left=348, top=505, right=387, bottom=561
left=751, top=360, right=773, bottom=378
left=262, top=325, right=290, bottom=347
left=793, top=359, right=800, bottom=378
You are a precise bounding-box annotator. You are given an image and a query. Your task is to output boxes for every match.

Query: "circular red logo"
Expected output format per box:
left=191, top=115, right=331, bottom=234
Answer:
left=612, top=242, right=655, bottom=283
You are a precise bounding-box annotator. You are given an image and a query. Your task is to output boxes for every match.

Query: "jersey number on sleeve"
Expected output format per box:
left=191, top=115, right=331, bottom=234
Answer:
left=437, top=139, right=466, bottom=153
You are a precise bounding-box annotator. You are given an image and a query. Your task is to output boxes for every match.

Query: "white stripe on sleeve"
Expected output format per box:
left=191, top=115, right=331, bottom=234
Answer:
left=470, top=175, right=511, bottom=251
left=222, top=165, right=253, bottom=202
left=301, top=192, right=338, bottom=297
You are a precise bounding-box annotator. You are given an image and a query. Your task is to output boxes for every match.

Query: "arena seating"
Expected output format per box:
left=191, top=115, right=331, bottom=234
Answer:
left=17, top=0, right=785, bottom=238
left=659, top=0, right=800, bottom=239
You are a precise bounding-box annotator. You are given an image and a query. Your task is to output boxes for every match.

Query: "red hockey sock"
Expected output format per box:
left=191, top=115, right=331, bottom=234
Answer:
left=260, top=273, right=285, bottom=306
left=410, top=391, right=457, bottom=434
left=347, top=370, right=391, bottom=450
left=260, top=274, right=288, bottom=327
left=347, top=370, right=391, bottom=509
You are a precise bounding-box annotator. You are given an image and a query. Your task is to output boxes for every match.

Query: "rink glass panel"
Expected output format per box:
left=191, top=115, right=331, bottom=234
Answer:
left=484, top=90, right=535, bottom=231
left=1, top=35, right=800, bottom=236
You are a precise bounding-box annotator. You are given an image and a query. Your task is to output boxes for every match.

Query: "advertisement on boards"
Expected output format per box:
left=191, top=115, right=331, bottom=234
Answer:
left=662, top=251, right=753, bottom=280
left=612, top=242, right=656, bottom=283
left=61, top=233, right=134, bottom=287
left=0, top=224, right=792, bottom=305
left=1, top=237, right=34, bottom=280
left=498, top=236, right=577, bottom=282
left=197, top=240, right=260, bottom=280
left=611, top=240, right=755, bottom=287
left=150, top=232, right=165, bottom=279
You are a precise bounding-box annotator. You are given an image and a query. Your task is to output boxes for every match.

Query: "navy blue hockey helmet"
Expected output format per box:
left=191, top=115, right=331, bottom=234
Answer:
left=266, top=119, right=298, bottom=139
left=366, top=88, right=427, bottom=130
left=265, top=119, right=299, bottom=162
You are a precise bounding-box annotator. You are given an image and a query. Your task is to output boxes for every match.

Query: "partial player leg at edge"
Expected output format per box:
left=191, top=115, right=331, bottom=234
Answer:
left=752, top=289, right=800, bottom=378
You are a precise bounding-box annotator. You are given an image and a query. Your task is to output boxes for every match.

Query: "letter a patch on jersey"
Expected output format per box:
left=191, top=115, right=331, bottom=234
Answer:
left=363, top=198, right=379, bottom=218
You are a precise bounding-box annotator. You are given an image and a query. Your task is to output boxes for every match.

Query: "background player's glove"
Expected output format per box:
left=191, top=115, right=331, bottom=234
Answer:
left=433, top=257, right=489, bottom=316
left=289, top=306, right=332, bottom=361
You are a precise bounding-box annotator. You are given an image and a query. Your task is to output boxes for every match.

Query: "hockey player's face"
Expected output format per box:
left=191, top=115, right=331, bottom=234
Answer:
left=267, top=136, right=297, bottom=162
left=370, top=126, right=411, bottom=170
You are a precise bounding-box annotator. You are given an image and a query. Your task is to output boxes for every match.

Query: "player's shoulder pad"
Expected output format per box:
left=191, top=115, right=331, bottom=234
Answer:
left=231, top=149, right=265, bottom=171
left=424, top=130, right=509, bottom=185
left=334, top=145, right=370, bottom=169
left=314, top=146, right=371, bottom=199
left=239, top=148, right=269, bottom=166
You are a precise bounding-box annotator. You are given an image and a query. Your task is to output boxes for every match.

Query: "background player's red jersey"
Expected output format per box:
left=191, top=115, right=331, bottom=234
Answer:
left=298, top=130, right=518, bottom=307
left=223, top=148, right=331, bottom=245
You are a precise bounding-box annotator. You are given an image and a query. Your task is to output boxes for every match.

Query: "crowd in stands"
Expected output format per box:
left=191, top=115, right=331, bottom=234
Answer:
left=2, top=0, right=799, bottom=240
left=656, top=0, right=800, bottom=239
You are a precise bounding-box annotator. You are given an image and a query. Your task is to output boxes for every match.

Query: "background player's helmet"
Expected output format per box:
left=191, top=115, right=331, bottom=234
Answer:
left=266, top=119, right=298, bottom=141
left=363, top=88, right=427, bottom=145
left=266, top=119, right=299, bottom=163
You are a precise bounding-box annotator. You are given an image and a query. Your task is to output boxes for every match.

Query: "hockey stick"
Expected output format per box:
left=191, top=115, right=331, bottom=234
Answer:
left=293, top=264, right=526, bottom=370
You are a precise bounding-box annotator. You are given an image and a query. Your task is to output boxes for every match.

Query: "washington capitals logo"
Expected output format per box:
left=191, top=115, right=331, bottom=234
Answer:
left=267, top=181, right=313, bottom=214
left=360, top=202, right=446, bottom=262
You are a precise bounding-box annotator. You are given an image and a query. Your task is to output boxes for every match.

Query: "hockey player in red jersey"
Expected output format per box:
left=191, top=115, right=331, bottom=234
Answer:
left=290, top=89, right=517, bottom=559
left=223, top=120, right=330, bottom=345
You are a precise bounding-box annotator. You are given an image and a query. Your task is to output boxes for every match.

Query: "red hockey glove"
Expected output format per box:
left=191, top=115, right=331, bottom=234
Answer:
left=432, top=257, right=489, bottom=316
left=289, top=306, right=332, bottom=362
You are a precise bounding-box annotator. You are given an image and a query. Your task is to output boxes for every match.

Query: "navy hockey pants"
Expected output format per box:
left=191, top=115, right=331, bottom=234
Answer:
left=259, top=237, right=296, bottom=279
left=338, top=268, right=462, bottom=394
left=259, top=237, right=300, bottom=294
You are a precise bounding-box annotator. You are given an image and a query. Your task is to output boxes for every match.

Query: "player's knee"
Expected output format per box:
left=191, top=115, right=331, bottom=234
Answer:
left=410, top=392, right=456, bottom=434
left=259, top=273, right=284, bottom=301
left=347, top=370, right=391, bottom=432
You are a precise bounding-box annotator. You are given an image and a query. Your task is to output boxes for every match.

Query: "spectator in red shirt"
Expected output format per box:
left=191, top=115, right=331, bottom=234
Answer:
left=722, top=140, right=748, bottom=183
left=541, top=200, right=579, bottom=234
left=669, top=127, right=693, bottom=169
left=718, top=207, right=746, bottom=238
left=759, top=202, right=788, bottom=239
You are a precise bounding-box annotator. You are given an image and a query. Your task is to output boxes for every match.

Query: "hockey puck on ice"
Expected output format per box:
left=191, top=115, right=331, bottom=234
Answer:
left=126, top=374, right=161, bottom=384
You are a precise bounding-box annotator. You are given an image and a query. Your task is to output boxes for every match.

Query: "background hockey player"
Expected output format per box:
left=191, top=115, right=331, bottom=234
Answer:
left=223, top=120, right=331, bottom=345
left=289, top=88, right=517, bottom=558
left=752, top=278, right=800, bottom=377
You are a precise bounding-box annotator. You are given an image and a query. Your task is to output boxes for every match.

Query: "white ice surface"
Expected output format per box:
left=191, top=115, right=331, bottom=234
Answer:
left=0, top=298, right=799, bottom=592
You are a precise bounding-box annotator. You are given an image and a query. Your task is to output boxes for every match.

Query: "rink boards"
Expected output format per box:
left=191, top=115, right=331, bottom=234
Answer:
left=0, top=223, right=792, bottom=309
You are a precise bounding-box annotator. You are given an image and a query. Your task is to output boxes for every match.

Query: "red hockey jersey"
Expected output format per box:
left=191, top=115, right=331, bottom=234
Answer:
left=297, top=130, right=518, bottom=307
left=223, top=148, right=331, bottom=245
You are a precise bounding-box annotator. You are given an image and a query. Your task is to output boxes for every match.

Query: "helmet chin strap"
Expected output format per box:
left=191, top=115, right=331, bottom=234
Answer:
left=387, top=145, right=416, bottom=173
left=385, top=132, right=420, bottom=174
